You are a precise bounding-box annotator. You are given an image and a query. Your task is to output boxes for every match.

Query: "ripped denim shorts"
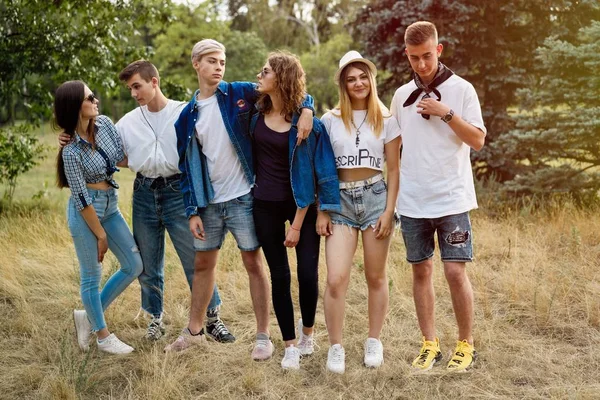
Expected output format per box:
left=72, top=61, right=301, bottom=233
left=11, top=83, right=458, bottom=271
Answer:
left=400, top=211, right=473, bottom=264
left=329, top=175, right=388, bottom=231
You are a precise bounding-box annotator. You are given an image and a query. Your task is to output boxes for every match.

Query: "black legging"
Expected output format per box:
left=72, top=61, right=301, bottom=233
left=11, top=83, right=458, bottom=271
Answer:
left=253, top=198, right=320, bottom=341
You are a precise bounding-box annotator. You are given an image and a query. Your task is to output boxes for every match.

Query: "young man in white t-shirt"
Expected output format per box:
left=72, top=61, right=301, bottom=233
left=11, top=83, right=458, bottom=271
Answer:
left=390, top=21, right=486, bottom=373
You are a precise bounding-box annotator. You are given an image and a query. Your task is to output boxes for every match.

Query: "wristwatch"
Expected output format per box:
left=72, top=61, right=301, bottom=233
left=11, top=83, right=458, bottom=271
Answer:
left=441, top=109, right=454, bottom=123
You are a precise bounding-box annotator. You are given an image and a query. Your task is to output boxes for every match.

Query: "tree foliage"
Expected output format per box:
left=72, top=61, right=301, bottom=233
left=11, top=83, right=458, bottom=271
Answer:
left=354, top=0, right=600, bottom=182
left=0, top=0, right=173, bottom=125
left=498, top=20, right=600, bottom=200
left=0, top=125, right=45, bottom=202
left=222, top=0, right=366, bottom=53
left=301, top=33, right=354, bottom=114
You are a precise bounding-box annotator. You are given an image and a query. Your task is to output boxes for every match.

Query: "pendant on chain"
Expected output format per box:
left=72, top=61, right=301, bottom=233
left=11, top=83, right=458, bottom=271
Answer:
left=355, top=130, right=360, bottom=147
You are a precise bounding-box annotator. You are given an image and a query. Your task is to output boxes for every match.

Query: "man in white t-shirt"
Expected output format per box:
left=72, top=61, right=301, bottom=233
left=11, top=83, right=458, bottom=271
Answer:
left=390, top=21, right=486, bottom=373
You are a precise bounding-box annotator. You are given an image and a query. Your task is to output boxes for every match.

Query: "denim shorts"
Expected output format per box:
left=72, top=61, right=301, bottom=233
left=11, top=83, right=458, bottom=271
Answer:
left=194, top=192, right=260, bottom=252
left=328, top=177, right=388, bottom=231
left=400, top=212, right=473, bottom=264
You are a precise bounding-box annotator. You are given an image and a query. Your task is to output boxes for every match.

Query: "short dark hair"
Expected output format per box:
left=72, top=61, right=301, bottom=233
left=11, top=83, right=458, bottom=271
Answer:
left=404, top=21, right=438, bottom=46
left=118, top=60, right=159, bottom=83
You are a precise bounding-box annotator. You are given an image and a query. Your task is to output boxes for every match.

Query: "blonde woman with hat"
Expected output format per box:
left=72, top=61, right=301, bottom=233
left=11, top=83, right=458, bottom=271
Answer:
left=318, top=51, right=401, bottom=373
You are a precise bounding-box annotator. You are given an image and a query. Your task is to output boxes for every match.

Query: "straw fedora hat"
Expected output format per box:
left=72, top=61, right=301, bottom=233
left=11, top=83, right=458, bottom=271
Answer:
left=334, top=50, right=377, bottom=85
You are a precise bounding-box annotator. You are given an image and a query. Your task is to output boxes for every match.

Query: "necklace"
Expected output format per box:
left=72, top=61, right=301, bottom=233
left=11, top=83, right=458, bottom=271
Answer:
left=351, top=111, right=368, bottom=148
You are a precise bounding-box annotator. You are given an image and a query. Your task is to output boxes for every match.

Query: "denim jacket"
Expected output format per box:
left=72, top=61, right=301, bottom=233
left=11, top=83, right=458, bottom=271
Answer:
left=249, top=111, right=341, bottom=212
left=176, top=81, right=316, bottom=218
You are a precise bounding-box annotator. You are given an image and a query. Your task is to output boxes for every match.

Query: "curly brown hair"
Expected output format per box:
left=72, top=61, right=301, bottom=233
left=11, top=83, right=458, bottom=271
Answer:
left=256, top=51, right=306, bottom=122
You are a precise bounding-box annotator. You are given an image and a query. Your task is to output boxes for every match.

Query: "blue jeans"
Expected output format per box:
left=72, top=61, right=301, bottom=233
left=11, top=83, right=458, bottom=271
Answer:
left=67, top=188, right=143, bottom=332
left=133, top=175, right=221, bottom=317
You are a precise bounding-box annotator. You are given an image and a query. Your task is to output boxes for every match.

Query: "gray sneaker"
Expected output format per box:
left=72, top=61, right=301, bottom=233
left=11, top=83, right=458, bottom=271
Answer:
left=73, top=309, right=92, bottom=351
left=164, top=327, right=205, bottom=353
left=144, top=315, right=165, bottom=341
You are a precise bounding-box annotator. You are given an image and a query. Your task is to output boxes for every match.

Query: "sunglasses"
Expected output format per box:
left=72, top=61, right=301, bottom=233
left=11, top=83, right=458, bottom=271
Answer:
left=85, top=93, right=97, bottom=103
left=258, top=68, right=271, bottom=78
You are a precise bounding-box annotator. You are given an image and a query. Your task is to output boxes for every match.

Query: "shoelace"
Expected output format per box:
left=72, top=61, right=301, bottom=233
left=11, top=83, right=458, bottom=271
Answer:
left=416, top=348, right=432, bottom=365
left=330, top=347, right=344, bottom=363
left=298, top=333, right=313, bottom=347
left=209, top=320, right=230, bottom=337
left=147, top=321, right=162, bottom=336
left=255, top=339, right=270, bottom=348
left=365, top=340, right=380, bottom=356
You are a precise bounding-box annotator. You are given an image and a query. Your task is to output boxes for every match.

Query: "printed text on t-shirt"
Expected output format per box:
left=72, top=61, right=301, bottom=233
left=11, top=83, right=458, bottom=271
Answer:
left=336, top=149, right=382, bottom=169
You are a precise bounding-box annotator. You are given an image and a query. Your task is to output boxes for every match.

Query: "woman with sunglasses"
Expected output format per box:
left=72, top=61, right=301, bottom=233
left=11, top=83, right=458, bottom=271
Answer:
left=319, top=51, right=401, bottom=373
left=250, top=51, right=339, bottom=370
left=55, top=80, right=143, bottom=354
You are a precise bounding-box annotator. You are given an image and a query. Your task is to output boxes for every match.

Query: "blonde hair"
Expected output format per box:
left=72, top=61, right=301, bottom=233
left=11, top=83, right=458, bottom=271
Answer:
left=191, top=39, right=226, bottom=63
left=256, top=51, right=306, bottom=122
left=336, top=62, right=389, bottom=137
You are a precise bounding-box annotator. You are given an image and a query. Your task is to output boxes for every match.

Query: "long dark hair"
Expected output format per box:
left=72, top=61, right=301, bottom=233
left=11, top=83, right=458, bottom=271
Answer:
left=54, top=80, right=95, bottom=188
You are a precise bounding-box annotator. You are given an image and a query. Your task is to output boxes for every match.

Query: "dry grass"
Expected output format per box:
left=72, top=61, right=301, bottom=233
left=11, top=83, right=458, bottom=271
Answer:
left=2, top=138, right=600, bottom=398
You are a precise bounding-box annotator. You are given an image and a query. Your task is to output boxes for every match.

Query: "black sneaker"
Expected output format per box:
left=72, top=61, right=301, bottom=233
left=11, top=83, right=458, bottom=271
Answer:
left=144, top=316, right=166, bottom=341
left=206, top=319, right=236, bottom=343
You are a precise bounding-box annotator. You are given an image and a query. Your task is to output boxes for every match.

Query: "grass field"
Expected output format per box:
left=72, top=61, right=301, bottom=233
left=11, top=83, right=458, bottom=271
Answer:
left=1, top=129, right=599, bottom=399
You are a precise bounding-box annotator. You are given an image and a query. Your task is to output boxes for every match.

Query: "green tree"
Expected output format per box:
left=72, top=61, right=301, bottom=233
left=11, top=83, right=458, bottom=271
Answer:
left=354, top=0, right=600, bottom=182
left=0, top=0, right=173, bottom=125
left=222, top=0, right=367, bottom=54
left=0, top=125, right=45, bottom=202
left=153, top=4, right=268, bottom=96
left=497, top=20, right=600, bottom=200
left=301, top=33, right=354, bottom=114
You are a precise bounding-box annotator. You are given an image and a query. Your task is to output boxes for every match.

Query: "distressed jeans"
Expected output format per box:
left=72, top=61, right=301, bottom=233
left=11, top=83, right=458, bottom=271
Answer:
left=132, top=175, right=221, bottom=318
left=67, top=188, right=143, bottom=331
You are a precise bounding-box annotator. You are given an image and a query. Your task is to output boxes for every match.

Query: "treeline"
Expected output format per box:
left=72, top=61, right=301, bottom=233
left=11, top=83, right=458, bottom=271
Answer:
left=1, top=0, right=600, bottom=202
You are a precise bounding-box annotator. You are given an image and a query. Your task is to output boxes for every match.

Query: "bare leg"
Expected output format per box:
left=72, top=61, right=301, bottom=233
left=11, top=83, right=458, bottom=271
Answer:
left=361, top=228, right=392, bottom=339
left=323, top=225, right=359, bottom=345
left=412, top=258, right=436, bottom=341
left=241, top=249, right=271, bottom=335
left=444, top=261, right=474, bottom=344
left=187, top=250, right=219, bottom=334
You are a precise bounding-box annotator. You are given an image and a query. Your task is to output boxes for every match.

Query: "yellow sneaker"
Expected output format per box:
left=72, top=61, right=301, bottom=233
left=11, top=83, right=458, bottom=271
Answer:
left=446, top=340, right=477, bottom=373
left=412, top=337, right=442, bottom=371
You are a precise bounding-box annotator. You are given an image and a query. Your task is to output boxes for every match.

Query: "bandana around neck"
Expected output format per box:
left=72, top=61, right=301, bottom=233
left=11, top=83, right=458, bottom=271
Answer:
left=403, top=62, right=454, bottom=119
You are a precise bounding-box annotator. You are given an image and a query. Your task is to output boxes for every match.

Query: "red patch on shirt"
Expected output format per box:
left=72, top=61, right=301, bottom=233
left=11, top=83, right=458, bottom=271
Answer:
left=237, top=99, right=246, bottom=109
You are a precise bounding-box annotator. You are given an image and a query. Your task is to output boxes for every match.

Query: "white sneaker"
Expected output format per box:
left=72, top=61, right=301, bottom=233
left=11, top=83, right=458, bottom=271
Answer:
left=364, top=337, right=384, bottom=368
left=73, top=309, right=91, bottom=351
left=97, top=333, right=134, bottom=354
left=296, top=318, right=315, bottom=356
left=327, top=344, right=345, bottom=374
left=281, top=345, right=301, bottom=370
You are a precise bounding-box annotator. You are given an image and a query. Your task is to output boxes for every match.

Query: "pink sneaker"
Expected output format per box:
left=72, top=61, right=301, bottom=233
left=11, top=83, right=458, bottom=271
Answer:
left=164, top=327, right=205, bottom=353
left=251, top=333, right=274, bottom=361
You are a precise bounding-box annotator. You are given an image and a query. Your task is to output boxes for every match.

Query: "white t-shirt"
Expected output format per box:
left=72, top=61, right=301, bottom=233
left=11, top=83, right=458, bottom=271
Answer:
left=115, top=99, right=184, bottom=178
left=391, top=74, right=487, bottom=218
left=194, top=94, right=250, bottom=203
left=321, top=109, right=400, bottom=171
